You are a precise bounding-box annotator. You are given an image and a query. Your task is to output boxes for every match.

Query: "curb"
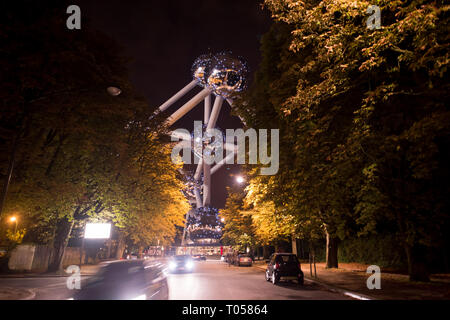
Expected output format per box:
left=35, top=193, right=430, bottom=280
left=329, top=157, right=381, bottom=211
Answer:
left=303, top=277, right=375, bottom=300
left=253, top=264, right=376, bottom=300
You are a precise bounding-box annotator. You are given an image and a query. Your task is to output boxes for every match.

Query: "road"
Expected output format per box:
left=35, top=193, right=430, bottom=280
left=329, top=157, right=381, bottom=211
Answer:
left=167, top=260, right=348, bottom=300
left=0, top=260, right=349, bottom=300
left=0, top=275, right=81, bottom=299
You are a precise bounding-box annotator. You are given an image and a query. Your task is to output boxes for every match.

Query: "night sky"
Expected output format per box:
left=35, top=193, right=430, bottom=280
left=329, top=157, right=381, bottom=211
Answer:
left=76, top=0, right=272, bottom=208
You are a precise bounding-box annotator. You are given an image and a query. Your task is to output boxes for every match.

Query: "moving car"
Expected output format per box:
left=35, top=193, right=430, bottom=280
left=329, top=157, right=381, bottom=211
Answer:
left=192, top=254, right=207, bottom=261
left=72, top=260, right=168, bottom=300
left=265, top=253, right=304, bottom=285
left=237, top=253, right=253, bottom=266
left=168, top=255, right=194, bottom=273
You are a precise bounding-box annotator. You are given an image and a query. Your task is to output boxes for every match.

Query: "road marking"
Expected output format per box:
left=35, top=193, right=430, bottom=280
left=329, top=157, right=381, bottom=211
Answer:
left=20, top=289, right=36, bottom=300
left=343, top=292, right=371, bottom=300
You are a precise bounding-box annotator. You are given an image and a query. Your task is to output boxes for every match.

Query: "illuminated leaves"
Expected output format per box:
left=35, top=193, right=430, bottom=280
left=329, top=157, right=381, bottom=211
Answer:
left=232, top=0, right=450, bottom=256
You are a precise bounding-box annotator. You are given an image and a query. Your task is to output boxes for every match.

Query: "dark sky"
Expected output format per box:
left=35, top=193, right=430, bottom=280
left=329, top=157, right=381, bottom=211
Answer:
left=76, top=0, right=272, bottom=208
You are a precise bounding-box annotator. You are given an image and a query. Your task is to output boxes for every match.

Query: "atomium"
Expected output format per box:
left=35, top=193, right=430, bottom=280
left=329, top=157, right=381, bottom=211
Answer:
left=207, top=52, right=248, bottom=98
left=186, top=206, right=223, bottom=242
left=191, top=53, right=213, bottom=87
left=191, top=124, right=226, bottom=160
left=191, top=52, right=248, bottom=98
left=156, top=51, right=247, bottom=245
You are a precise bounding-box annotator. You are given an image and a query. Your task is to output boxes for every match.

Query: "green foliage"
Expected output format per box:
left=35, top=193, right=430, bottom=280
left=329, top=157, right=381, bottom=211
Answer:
left=0, top=2, right=189, bottom=250
left=5, top=229, right=26, bottom=248
left=220, top=188, right=257, bottom=250
left=232, top=0, right=450, bottom=276
left=338, top=235, right=406, bottom=269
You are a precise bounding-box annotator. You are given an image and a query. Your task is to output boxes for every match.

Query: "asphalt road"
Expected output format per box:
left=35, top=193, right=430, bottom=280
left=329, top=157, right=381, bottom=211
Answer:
left=0, top=260, right=349, bottom=300
left=168, top=260, right=348, bottom=300
left=0, top=275, right=84, bottom=299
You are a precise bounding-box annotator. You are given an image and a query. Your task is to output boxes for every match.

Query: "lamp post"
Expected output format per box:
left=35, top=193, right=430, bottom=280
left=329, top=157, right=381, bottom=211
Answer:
left=236, top=176, right=244, bottom=184
left=9, top=216, right=18, bottom=234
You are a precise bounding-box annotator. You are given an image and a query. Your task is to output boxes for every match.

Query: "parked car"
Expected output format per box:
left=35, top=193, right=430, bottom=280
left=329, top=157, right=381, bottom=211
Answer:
left=71, top=260, right=168, bottom=300
left=229, top=252, right=245, bottom=266
left=237, top=254, right=253, bottom=266
left=168, top=255, right=194, bottom=273
left=265, top=253, right=304, bottom=285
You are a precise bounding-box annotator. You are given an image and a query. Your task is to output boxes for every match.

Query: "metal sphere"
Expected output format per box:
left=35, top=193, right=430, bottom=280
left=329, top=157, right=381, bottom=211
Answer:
left=207, top=52, right=248, bottom=98
left=191, top=54, right=213, bottom=86
left=191, top=125, right=225, bottom=160
left=187, top=206, right=222, bottom=242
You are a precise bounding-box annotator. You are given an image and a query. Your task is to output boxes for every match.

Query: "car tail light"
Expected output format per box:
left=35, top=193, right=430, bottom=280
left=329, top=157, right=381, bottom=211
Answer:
left=275, top=262, right=279, bottom=269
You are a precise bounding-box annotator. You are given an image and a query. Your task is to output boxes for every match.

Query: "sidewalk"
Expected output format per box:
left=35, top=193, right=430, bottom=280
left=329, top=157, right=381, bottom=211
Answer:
left=0, top=287, right=35, bottom=300
left=253, top=261, right=450, bottom=300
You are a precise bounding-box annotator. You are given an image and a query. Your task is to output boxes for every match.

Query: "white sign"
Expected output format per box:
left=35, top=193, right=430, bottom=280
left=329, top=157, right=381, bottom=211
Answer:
left=84, top=223, right=111, bottom=239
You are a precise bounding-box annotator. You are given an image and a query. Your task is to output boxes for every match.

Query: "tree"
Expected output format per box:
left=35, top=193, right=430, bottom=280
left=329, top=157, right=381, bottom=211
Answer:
left=234, top=0, right=449, bottom=280
left=220, top=187, right=256, bottom=252
left=1, top=1, right=189, bottom=271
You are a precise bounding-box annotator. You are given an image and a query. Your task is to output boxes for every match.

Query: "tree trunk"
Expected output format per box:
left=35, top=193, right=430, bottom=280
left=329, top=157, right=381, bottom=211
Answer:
left=138, top=245, right=144, bottom=259
left=115, top=232, right=126, bottom=260
left=313, top=246, right=317, bottom=278
left=48, top=217, right=75, bottom=272
left=309, top=252, right=312, bottom=277
left=263, top=245, right=270, bottom=259
left=300, top=239, right=305, bottom=259
left=106, top=239, right=112, bottom=259
left=404, top=244, right=430, bottom=282
left=325, top=231, right=339, bottom=269
left=291, top=237, right=298, bottom=256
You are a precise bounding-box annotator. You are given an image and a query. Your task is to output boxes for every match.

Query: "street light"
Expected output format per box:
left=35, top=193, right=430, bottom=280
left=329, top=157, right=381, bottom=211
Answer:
left=9, top=216, right=18, bottom=233
left=220, top=217, right=225, bottom=223
left=236, top=176, right=244, bottom=184
left=106, top=86, right=122, bottom=96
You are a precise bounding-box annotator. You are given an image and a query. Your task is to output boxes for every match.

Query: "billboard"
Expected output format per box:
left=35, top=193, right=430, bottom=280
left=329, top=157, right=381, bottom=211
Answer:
left=84, top=223, right=111, bottom=239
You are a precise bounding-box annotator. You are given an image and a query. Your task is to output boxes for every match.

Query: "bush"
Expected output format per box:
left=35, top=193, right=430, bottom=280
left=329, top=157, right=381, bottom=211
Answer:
left=337, top=235, right=406, bottom=270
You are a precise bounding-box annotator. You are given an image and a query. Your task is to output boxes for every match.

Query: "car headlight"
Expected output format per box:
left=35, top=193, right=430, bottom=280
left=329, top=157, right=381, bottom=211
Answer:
left=169, top=261, right=177, bottom=269
left=185, top=261, right=194, bottom=269
left=131, top=294, right=146, bottom=300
